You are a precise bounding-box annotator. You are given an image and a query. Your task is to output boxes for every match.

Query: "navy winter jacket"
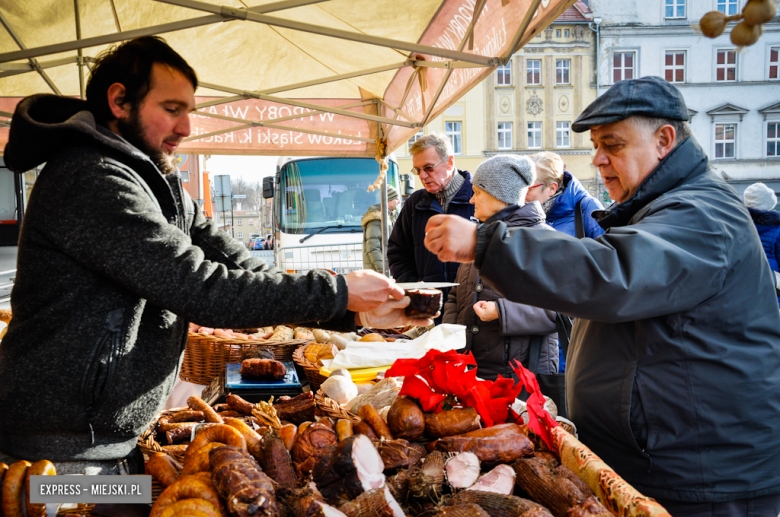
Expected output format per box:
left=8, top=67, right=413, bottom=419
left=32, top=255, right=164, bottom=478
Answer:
left=546, top=171, right=605, bottom=238
left=387, top=170, right=475, bottom=285
left=748, top=207, right=780, bottom=307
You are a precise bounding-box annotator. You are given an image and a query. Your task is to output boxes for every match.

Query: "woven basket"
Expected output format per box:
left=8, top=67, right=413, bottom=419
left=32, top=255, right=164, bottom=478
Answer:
left=314, top=389, right=361, bottom=422
left=292, top=344, right=329, bottom=392
left=137, top=408, right=191, bottom=463
left=180, top=333, right=310, bottom=385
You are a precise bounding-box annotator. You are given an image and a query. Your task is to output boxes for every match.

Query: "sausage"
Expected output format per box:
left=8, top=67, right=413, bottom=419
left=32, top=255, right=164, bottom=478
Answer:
left=424, top=407, right=481, bottom=439
left=149, top=476, right=224, bottom=517
left=147, top=453, right=182, bottom=488
left=226, top=393, right=255, bottom=415
left=1, top=460, right=31, bottom=517
left=186, top=396, right=224, bottom=424
left=181, top=443, right=223, bottom=475
left=212, top=404, right=230, bottom=412
left=279, top=424, right=298, bottom=451
left=224, top=418, right=263, bottom=458
left=459, top=423, right=524, bottom=438
left=0, top=463, right=8, bottom=491
left=353, top=421, right=378, bottom=441
left=162, top=445, right=189, bottom=458
left=358, top=404, right=393, bottom=440
left=183, top=424, right=247, bottom=465
left=387, top=396, right=425, bottom=441
left=158, top=421, right=198, bottom=434
left=216, top=410, right=242, bottom=418
left=24, top=460, right=56, bottom=517
left=436, top=434, right=535, bottom=463
left=159, top=411, right=205, bottom=424
left=158, top=498, right=221, bottom=517
left=336, top=419, right=353, bottom=441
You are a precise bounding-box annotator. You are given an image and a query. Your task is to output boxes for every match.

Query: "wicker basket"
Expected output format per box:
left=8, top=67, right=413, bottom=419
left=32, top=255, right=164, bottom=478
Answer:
left=314, top=389, right=361, bottom=422
left=137, top=408, right=191, bottom=463
left=180, top=333, right=310, bottom=385
left=292, top=344, right=329, bottom=391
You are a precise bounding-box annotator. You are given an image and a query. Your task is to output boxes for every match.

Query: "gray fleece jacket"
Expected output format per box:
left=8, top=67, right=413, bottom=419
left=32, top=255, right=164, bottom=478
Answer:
left=0, top=94, right=355, bottom=462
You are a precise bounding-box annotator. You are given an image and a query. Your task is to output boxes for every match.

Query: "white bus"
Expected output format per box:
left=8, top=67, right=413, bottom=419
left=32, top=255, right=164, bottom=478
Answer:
left=263, top=156, right=402, bottom=274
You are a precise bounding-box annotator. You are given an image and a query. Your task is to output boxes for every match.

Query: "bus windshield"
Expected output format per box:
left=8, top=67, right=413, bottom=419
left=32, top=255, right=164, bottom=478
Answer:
left=278, top=158, right=398, bottom=234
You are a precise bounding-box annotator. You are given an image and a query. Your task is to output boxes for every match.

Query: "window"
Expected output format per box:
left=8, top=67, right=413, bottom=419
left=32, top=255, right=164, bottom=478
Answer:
left=556, top=59, right=570, bottom=84
left=556, top=122, right=571, bottom=148
left=249, top=219, right=254, bottom=225
left=665, top=0, right=685, bottom=18
left=564, top=29, right=570, bottom=38
left=714, top=123, right=736, bottom=158
left=768, top=123, right=780, bottom=157
left=408, top=129, right=423, bottom=152
left=716, top=49, right=737, bottom=81
left=613, top=52, right=635, bottom=83
left=446, top=121, right=462, bottom=155
left=770, top=47, right=779, bottom=80
left=664, top=51, right=685, bottom=82
left=527, top=60, right=541, bottom=85
left=556, top=29, right=561, bottom=37
left=497, top=64, right=511, bottom=85
left=527, top=122, right=542, bottom=149
left=717, top=0, right=739, bottom=15
left=238, top=232, right=243, bottom=239
left=238, top=218, right=243, bottom=226
left=498, top=122, right=513, bottom=150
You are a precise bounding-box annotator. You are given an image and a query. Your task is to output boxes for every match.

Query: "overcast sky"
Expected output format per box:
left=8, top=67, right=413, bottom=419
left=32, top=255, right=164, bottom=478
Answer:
left=201, top=155, right=279, bottom=183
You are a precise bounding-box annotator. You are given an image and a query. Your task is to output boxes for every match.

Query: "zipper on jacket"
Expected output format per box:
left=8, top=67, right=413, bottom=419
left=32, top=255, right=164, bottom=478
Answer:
left=81, top=308, right=125, bottom=441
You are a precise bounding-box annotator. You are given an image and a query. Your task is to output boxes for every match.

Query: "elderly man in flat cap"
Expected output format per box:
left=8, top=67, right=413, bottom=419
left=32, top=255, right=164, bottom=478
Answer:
left=423, top=76, right=780, bottom=517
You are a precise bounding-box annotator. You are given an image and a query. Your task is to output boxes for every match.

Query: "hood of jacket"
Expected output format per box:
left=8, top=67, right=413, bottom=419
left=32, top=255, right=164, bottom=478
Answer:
left=749, top=207, right=780, bottom=226
left=362, top=203, right=397, bottom=227
left=546, top=172, right=592, bottom=218
left=5, top=94, right=155, bottom=174
left=594, top=137, right=707, bottom=230
left=484, top=201, right=548, bottom=228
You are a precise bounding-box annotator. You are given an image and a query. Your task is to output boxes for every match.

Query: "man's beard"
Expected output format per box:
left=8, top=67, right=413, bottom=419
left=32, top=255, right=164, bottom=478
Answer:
left=117, top=108, right=177, bottom=176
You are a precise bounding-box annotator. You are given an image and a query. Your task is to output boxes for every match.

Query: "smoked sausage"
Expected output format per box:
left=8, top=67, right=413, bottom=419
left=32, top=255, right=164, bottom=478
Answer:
left=387, top=396, right=425, bottom=441
left=186, top=396, right=224, bottom=424
left=1, top=460, right=31, bottom=517
left=424, top=407, right=481, bottom=439
left=25, top=459, right=56, bottom=517
left=183, top=424, right=246, bottom=465
left=147, top=453, right=182, bottom=488
left=225, top=394, right=254, bottom=416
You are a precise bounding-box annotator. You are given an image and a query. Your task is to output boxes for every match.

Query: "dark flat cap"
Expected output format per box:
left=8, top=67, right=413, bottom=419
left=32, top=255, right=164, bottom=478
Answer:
left=572, top=76, right=688, bottom=133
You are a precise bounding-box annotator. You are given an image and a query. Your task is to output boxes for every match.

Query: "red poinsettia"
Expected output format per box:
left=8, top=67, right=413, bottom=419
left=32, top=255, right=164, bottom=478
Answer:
left=510, top=359, right=559, bottom=449
left=384, top=349, right=525, bottom=427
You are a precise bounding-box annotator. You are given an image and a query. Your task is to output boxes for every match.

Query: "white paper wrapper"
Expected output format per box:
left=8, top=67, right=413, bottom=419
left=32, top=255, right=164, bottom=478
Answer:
left=324, top=324, right=466, bottom=370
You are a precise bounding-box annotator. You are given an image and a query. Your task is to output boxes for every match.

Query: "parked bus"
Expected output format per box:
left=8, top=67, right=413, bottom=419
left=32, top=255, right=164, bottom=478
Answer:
left=263, top=156, right=401, bottom=274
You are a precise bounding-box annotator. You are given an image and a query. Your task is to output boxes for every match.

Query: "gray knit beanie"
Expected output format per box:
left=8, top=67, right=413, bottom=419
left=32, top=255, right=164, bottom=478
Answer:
left=387, top=186, right=400, bottom=202
left=472, top=154, right=536, bottom=205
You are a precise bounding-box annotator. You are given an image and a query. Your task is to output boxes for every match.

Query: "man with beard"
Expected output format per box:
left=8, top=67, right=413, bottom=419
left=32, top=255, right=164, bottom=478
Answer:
left=0, top=36, right=428, bottom=474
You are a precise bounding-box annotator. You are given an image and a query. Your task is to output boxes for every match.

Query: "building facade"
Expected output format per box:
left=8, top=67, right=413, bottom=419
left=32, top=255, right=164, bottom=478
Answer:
left=590, top=0, right=780, bottom=196
left=396, top=2, right=606, bottom=202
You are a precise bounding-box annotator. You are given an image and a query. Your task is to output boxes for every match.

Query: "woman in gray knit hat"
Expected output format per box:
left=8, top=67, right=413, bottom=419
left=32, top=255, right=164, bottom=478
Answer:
left=442, top=154, right=559, bottom=380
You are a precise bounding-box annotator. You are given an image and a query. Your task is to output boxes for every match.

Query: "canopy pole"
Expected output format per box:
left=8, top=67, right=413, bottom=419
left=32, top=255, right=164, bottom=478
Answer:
left=503, top=0, right=544, bottom=63
left=374, top=109, right=390, bottom=277
left=0, top=10, right=61, bottom=95
left=74, top=0, right=85, bottom=100
left=108, top=0, right=123, bottom=32
left=0, top=56, right=79, bottom=79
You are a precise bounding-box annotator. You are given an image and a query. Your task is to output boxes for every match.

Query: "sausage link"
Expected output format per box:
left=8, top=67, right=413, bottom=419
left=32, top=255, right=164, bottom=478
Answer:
left=147, top=453, right=182, bottom=488
left=186, top=396, right=224, bottom=424
left=183, top=424, right=246, bottom=465
left=353, top=421, right=378, bottom=441
left=1, top=460, right=31, bottom=517
left=336, top=419, right=353, bottom=441
left=25, top=459, right=56, bottom=517
left=182, top=443, right=223, bottom=475
left=358, top=404, right=394, bottom=440
left=149, top=477, right=224, bottom=517
left=225, top=394, right=255, bottom=416
left=224, top=418, right=262, bottom=458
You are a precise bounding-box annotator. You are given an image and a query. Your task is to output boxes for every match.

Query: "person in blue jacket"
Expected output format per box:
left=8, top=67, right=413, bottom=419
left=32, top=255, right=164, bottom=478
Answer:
left=387, top=133, right=475, bottom=320
left=744, top=182, right=780, bottom=307
left=527, top=151, right=604, bottom=239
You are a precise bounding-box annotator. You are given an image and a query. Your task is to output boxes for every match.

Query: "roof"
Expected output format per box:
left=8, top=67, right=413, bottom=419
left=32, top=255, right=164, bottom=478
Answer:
left=554, top=1, right=593, bottom=22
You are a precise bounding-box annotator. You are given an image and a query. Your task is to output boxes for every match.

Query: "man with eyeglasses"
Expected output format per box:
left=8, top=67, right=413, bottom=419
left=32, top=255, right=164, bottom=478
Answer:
left=387, top=133, right=475, bottom=319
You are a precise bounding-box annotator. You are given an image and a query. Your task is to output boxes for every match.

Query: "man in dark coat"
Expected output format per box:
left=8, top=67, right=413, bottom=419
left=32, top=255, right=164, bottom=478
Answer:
left=423, top=77, right=780, bottom=517
left=387, top=133, right=474, bottom=311
left=0, top=37, right=428, bottom=475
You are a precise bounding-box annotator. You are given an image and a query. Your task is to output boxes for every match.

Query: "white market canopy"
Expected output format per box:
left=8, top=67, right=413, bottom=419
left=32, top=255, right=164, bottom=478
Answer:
left=0, top=0, right=575, bottom=157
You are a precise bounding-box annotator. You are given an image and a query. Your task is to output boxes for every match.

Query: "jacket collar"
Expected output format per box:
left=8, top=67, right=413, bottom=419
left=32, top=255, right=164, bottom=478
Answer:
left=416, top=169, right=473, bottom=211
left=594, top=137, right=707, bottom=230
left=484, top=201, right=547, bottom=227
left=749, top=207, right=780, bottom=226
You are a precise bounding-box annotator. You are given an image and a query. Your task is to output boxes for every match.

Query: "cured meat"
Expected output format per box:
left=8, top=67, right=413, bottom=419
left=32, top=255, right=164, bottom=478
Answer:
left=387, top=397, right=425, bottom=441
left=450, top=491, right=553, bottom=517
left=156, top=498, right=220, bottom=517
left=386, top=470, right=410, bottom=504
left=321, top=376, right=358, bottom=405
left=312, top=434, right=386, bottom=505
left=457, top=423, right=524, bottom=439
left=408, top=450, right=445, bottom=500
left=274, top=392, right=316, bottom=426
left=159, top=410, right=206, bottom=424
left=424, top=408, right=480, bottom=439
left=25, top=460, right=56, bottom=517
left=242, top=346, right=275, bottom=361
left=431, top=504, right=490, bottom=517
left=165, top=423, right=219, bottom=444
left=2, top=460, right=30, bottom=517
left=187, top=396, right=224, bottom=424
left=224, top=418, right=263, bottom=460
left=346, top=377, right=402, bottom=415
left=209, top=446, right=281, bottom=517
left=445, top=452, right=480, bottom=489
left=353, top=421, right=378, bottom=441
left=513, top=456, right=609, bottom=517
left=404, top=289, right=442, bottom=319
left=375, top=439, right=423, bottom=471
left=226, top=394, right=256, bottom=415
left=567, top=496, right=614, bottom=517
left=280, top=424, right=299, bottom=451
left=436, top=434, right=534, bottom=463
left=336, top=420, right=353, bottom=441
left=240, top=358, right=287, bottom=380
left=147, top=453, right=182, bottom=488
left=337, top=486, right=405, bottom=517
left=149, top=474, right=225, bottom=517
left=292, top=423, right=339, bottom=477
left=358, top=404, right=393, bottom=440
left=467, top=465, right=516, bottom=495
left=184, top=424, right=247, bottom=465
left=260, top=430, right=298, bottom=490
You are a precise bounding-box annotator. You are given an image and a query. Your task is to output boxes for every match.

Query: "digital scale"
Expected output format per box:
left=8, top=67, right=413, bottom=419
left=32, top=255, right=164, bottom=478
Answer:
left=201, top=361, right=304, bottom=404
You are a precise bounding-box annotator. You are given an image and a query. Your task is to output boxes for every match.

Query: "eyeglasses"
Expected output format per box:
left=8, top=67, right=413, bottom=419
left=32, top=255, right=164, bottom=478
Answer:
left=411, top=156, right=449, bottom=176
left=528, top=183, right=545, bottom=189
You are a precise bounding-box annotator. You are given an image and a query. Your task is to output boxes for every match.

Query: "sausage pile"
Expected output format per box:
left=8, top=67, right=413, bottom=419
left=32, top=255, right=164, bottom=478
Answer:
left=146, top=393, right=613, bottom=517
left=0, top=459, right=56, bottom=517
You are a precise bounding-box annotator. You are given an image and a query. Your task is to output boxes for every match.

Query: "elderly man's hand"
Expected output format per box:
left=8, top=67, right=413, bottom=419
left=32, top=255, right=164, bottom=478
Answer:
left=424, top=215, right=478, bottom=263
left=345, top=270, right=404, bottom=312
left=358, top=297, right=434, bottom=329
